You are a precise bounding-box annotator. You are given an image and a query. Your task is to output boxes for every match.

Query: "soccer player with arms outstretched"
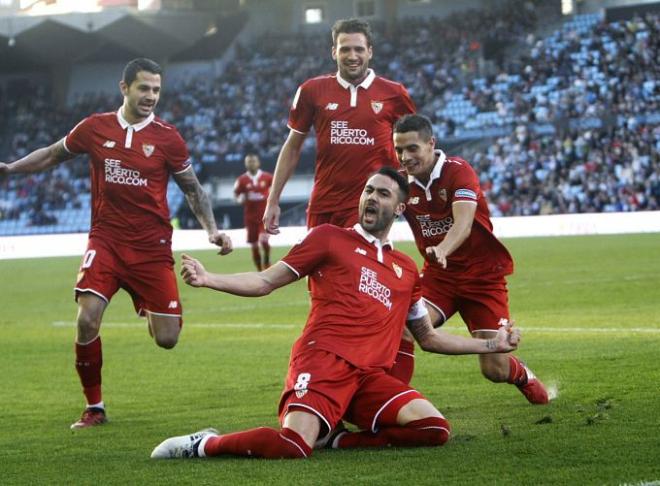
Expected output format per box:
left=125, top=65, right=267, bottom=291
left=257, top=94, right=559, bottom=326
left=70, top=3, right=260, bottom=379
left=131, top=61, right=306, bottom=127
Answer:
left=234, top=153, right=273, bottom=270
left=393, top=114, right=549, bottom=404
left=151, top=167, right=520, bottom=460
left=0, top=58, right=233, bottom=429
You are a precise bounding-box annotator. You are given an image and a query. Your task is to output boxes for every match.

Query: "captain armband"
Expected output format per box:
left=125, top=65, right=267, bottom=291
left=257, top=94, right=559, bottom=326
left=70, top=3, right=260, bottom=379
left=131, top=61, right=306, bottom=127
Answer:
left=406, top=298, right=429, bottom=321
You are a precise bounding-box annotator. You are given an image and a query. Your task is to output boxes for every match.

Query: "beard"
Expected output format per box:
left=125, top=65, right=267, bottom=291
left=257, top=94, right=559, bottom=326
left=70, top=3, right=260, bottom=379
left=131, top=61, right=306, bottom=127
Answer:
left=360, top=207, right=393, bottom=234
left=339, top=63, right=369, bottom=82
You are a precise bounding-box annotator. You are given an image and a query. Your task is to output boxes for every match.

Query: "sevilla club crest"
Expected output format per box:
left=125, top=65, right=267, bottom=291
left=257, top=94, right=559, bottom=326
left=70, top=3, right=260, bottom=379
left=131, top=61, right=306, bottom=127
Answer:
left=438, top=188, right=447, bottom=202
left=371, top=101, right=383, bottom=114
left=142, top=144, right=155, bottom=157
left=392, top=262, right=403, bottom=279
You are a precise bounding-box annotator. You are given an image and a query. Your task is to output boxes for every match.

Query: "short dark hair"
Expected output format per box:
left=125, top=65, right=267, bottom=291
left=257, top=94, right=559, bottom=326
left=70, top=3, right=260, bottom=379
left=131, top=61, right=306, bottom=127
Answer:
left=375, top=166, right=409, bottom=202
left=332, top=18, right=373, bottom=47
left=393, top=114, right=434, bottom=142
left=122, top=58, right=162, bottom=86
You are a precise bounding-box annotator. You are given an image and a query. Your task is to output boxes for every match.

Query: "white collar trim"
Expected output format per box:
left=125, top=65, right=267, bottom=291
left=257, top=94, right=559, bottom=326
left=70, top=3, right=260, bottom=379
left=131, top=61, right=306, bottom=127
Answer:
left=336, top=68, right=376, bottom=90
left=408, top=149, right=446, bottom=187
left=247, top=169, right=262, bottom=184
left=353, top=223, right=393, bottom=263
left=117, top=108, right=154, bottom=132
left=353, top=223, right=392, bottom=248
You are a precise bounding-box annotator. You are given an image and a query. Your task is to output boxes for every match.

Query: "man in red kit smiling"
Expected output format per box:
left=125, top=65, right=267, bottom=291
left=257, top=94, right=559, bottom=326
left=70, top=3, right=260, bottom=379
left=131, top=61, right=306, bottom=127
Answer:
left=263, top=17, right=417, bottom=382
left=263, top=18, right=415, bottom=232
left=151, top=167, right=520, bottom=460
left=234, top=153, right=273, bottom=270
left=393, top=114, right=549, bottom=405
left=0, top=58, right=233, bottom=429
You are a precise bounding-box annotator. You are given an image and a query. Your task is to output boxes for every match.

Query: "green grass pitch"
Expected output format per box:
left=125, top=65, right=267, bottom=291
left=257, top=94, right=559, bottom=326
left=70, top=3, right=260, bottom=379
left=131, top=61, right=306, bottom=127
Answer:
left=1, top=233, right=659, bottom=485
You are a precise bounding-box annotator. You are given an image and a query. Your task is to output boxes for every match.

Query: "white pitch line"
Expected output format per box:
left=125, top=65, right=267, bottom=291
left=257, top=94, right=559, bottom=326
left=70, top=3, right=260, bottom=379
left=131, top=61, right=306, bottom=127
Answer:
left=204, top=301, right=310, bottom=312
left=51, top=321, right=296, bottom=329
left=50, top=321, right=659, bottom=333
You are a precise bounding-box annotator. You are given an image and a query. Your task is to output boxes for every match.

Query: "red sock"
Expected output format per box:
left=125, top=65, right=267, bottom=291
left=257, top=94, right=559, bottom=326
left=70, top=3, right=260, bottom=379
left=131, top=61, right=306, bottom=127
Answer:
left=203, top=427, right=312, bottom=459
left=251, top=246, right=262, bottom=271
left=507, top=356, right=528, bottom=386
left=336, top=417, right=450, bottom=449
left=75, top=336, right=103, bottom=405
left=387, top=339, right=415, bottom=384
left=261, top=241, right=271, bottom=267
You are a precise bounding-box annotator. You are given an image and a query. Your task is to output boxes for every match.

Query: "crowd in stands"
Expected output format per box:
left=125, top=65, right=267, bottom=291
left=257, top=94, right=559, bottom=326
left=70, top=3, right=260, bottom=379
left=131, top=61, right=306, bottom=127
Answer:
left=468, top=122, right=659, bottom=216
left=1, top=4, right=658, bottom=234
left=430, top=11, right=660, bottom=137
left=0, top=82, right=95, bottom=229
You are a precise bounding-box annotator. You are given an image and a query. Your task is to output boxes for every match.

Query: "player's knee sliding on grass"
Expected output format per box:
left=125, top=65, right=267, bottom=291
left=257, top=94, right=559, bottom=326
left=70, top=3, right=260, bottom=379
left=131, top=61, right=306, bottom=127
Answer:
left=152, top=169, right=521, bottom=460
left=151, top=386, right=450, bottom=459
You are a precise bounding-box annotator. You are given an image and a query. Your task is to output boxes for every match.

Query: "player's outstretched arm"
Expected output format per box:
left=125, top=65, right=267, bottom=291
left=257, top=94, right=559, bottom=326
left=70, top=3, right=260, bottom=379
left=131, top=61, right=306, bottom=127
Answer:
left=425, top=201, right=476, bottom=268
left=173, top=168, right=233, bottom=255
left=0, top=140, right=73, bottom=177
left=263, top=130, right=306, bottom=234
left=180, top=254, right=298, bottom=296
left=407, top=315, right=520, bottom=355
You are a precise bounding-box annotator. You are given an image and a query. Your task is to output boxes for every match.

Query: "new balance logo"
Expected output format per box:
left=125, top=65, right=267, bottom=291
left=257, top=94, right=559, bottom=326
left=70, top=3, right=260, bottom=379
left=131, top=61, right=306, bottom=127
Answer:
left=102, top=140, right=116, bottom=148
left=168, top=301, right=178, bottom=309
left=408, top=197, right=420, bottom=205
left=325, top=103, right=339, bottom=110
left=354, top=247, right=367, bottom=256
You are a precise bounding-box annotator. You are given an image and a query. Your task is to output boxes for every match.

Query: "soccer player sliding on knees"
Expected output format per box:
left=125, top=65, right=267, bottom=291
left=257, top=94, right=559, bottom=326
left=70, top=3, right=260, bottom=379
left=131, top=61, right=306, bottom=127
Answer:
left=151, top=167, right=519, bottom=460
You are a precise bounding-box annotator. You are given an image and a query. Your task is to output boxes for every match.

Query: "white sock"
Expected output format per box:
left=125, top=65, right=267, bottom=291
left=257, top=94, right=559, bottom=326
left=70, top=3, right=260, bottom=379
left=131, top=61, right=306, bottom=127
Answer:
left=197, top=434, right=219, bottom=458
left=87, top=401, right=105, bottom=410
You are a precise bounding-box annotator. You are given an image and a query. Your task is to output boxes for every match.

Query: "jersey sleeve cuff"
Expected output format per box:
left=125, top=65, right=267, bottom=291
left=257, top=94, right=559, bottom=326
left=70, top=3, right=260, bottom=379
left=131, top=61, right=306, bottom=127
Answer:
left=279, top=260, right=301, bottom=279
left=287, top=125, right=308, bottom=135
left=173, top=163, right=193, bottom=175
left=61, top=136, right=76, bottom=154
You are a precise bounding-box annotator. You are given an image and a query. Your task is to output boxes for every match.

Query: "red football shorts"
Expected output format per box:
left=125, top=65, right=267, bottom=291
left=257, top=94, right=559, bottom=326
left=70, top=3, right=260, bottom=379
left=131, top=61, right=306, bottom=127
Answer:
left=245, top=217, right=267, bottom=244
left=279, top=348, right=424, bottom=436
left=421, top=266, right=510, bottom=334
left=74, top=236, right=182, bottom=319
left=307, top=206, right=359, bottom=229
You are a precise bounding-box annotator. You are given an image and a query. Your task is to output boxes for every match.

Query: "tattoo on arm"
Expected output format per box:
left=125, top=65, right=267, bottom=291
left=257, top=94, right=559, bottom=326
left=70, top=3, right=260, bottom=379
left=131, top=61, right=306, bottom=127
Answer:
left=174, top=169, right=217, bottom=233
left=406, top=316, right=434, bottom=344
left=486, top=338, right=496, bottom=351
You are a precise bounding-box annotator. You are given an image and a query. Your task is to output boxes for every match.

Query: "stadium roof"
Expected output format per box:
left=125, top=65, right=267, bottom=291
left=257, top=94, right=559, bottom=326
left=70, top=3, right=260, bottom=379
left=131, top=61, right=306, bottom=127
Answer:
left=0, top=9, right=245, bottom=72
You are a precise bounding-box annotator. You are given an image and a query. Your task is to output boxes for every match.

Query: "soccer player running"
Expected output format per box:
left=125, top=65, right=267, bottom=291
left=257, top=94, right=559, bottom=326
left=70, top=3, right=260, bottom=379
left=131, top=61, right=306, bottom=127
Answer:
left=151, top=167, right=520, bottom=460
left=0, top=58, right=233, bottom=429
left=393, top=114, right=549, bottom=404
left=263, top=17, right=417, bottom=381
left=234, top=153, right=273, bottom=270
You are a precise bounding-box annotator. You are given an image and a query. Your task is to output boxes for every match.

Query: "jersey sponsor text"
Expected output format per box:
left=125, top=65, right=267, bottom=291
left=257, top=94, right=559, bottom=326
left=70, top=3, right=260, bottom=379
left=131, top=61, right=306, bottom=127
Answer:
left=416, top=214, right=454, bottom=237
left=330, top=120, right=375, bottom=146
left=358, top=266, right=392, bottom=310
left=104, top=158, right=148, bottom=187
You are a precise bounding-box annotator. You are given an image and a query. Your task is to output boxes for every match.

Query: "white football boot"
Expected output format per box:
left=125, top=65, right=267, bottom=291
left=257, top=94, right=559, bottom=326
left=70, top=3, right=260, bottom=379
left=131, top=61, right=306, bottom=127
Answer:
left=150, top=428, right=219, bottom=459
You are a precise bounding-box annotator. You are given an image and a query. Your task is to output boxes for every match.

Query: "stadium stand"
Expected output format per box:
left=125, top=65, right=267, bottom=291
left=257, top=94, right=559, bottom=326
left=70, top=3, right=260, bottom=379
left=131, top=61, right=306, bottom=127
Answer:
left=1, top=6, right=658, bottom=234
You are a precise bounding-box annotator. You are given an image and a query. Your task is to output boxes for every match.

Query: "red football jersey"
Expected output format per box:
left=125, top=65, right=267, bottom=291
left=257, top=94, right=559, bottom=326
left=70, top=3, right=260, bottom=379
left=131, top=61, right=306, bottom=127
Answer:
left=234, top=170, right=273, bottom=222
left=288, top=69, right=415, bottom=215
left=403, top=151, right=514, bottom=277
left=64, top=110, right=190, bottom=249
left=281, top=224, right=423, bottom=370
